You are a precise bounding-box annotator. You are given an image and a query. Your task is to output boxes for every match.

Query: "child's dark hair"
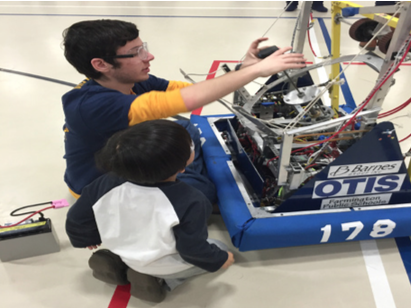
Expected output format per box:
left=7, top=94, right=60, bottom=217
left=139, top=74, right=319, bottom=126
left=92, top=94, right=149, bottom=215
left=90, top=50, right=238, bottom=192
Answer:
left=96, top=120, right=193, bottom=184
left=63, top=19, right=139, bottom=79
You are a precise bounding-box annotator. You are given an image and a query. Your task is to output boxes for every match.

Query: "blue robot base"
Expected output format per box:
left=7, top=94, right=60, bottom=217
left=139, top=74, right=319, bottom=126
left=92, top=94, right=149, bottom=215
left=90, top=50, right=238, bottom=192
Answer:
left=191, top=114, right=411, bottom=252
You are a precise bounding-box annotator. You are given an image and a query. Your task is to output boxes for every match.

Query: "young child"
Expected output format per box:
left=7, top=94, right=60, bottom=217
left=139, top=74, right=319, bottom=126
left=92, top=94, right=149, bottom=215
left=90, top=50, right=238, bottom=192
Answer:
left=65, top=119, right=234, bottom=302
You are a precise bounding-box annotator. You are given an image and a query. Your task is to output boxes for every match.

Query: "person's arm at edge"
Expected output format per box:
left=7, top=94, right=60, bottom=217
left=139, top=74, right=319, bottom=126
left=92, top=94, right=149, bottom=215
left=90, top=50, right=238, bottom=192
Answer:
left=180, top=46, right=305, bottom=111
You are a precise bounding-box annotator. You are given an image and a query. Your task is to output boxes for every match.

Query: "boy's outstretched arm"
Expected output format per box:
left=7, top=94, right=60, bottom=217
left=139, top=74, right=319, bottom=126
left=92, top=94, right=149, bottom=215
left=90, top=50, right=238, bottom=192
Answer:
left=180, top=42, right=306, bottom=111
left=240, top=37, right=269, bottom=69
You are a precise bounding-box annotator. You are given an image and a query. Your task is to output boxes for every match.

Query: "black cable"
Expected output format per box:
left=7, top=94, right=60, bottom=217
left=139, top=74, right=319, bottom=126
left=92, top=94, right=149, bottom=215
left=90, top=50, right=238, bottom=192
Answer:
left=10, top=201, right=52, bottom=220
left=0, top=68, right=77, bottom=87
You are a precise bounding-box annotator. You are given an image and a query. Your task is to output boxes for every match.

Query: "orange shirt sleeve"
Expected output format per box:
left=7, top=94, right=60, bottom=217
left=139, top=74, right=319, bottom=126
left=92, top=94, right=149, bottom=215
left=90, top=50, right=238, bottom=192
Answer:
left=128, top=89, right=189, bottom=126
left=166, top=80, right=192, bottom=91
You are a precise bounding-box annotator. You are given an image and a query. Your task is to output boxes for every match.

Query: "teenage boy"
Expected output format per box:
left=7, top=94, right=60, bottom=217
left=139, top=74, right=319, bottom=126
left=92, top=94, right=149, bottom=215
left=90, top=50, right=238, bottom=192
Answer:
left=61, top=19, right=306, bottom=200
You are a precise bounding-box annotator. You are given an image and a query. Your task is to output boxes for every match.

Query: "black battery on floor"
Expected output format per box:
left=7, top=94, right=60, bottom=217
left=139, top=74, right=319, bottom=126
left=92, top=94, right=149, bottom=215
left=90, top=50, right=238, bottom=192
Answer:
left=0, top=218, right=60, bottom=262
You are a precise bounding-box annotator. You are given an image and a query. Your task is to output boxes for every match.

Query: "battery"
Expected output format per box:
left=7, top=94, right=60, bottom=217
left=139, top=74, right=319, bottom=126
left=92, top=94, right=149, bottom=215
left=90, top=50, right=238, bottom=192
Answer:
left=0, top=218, right=60, bottom=262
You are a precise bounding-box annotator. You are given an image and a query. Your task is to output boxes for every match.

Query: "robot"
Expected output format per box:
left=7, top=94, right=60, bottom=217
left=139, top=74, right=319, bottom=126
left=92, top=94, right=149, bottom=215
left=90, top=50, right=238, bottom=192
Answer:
left=189, top=1, right=411, bottom=251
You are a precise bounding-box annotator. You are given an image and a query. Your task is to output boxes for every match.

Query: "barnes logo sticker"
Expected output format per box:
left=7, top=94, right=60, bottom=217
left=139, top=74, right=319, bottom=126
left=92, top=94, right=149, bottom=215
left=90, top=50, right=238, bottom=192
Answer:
left=328, top=161, right=402, bottom=178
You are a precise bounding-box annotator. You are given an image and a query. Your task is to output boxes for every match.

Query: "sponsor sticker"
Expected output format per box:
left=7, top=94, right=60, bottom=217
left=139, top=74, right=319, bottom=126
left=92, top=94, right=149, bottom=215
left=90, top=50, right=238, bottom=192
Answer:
left=328, top=161, right=402, bottom=178
left=321, top=194, right=392, bottom=209
left=313, top=174, right=406, bottom=199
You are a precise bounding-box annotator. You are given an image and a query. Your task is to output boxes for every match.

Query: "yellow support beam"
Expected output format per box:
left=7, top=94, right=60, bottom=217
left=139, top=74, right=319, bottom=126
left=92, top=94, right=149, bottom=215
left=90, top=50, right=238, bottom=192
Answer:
left=329, top=1, right=401, bottom=114
left=334, top=1, right=400, bottom=29
left=330, top=2, right=342, bottom=114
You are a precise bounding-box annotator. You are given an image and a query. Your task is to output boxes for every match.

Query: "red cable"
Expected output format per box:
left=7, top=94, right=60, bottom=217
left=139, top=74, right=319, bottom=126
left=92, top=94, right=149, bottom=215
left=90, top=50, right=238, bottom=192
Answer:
left=307, top=13, right=318, bottom=58
left=0, top=206, right=54, bottom=228
left=378, top=97, right=411, bottom=118
left=266, top=36, right=411, bottom=167
left=307, top=11, right=410, bottom=121
left=399, top=133, right=411, bottom=143
left=266, top=156, right=278, bottom=166
left=305, top=163, right=318, bottom=169
left=289, top=37, right=411, bottom=152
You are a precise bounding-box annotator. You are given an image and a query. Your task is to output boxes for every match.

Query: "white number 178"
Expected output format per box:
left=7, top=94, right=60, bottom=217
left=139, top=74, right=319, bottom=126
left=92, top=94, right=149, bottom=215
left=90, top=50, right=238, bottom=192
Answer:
left=320, top=219, right=396, bottom=243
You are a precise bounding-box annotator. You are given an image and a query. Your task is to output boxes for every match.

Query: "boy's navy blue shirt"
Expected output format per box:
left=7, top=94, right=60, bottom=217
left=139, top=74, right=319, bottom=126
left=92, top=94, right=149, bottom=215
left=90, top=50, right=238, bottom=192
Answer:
left=62, top=75, right=189, bottom=196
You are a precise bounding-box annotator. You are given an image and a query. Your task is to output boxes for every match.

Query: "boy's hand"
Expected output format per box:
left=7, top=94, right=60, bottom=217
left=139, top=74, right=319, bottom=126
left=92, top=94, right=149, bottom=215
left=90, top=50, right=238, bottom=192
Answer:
left=87, top=244, right=101, bottom=250
left=221, top=251, right=235, bottom=269
left=256, top=46, right=306, bottom=77
left=241, top=37, right=269, bottom=69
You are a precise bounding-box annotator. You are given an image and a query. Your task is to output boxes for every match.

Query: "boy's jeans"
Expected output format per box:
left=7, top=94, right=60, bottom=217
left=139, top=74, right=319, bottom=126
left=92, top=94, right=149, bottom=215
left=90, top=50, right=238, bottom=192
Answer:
left=154, top=239, right=229, bottom=291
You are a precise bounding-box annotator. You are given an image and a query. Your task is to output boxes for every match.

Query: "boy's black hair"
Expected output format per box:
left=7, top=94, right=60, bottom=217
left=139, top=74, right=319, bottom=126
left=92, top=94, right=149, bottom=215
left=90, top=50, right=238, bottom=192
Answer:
left=96, top=120, right=192, bottom=184
left=63, top=19, right=139, bottom=79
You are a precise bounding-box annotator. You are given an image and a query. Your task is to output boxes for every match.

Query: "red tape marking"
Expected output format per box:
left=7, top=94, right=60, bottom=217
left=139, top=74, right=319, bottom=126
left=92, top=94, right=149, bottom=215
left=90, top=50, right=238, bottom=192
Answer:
left=191, top=60, right=239, bottom=116
left=108, top=284, right=131, bottom=308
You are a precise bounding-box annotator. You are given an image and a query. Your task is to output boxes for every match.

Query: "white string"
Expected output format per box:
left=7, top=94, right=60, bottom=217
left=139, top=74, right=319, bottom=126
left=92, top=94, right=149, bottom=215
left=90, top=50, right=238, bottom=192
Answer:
left=184, top=2, right=293, bottom=79
left=283, top=6, right=402, bottom=131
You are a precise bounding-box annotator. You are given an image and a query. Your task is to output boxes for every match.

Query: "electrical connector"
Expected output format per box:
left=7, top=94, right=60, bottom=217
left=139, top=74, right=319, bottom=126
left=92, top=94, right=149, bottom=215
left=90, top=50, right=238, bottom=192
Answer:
left=1, top=198, right=70, bottom=230
left=52, top=199, right=70, bottom=209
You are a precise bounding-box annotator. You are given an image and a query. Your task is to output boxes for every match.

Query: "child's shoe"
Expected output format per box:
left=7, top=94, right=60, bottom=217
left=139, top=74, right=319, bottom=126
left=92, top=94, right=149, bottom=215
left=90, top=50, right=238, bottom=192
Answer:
left=127, top=268, right=167, bottom=303
left=88, top=249, right=129, bottom=285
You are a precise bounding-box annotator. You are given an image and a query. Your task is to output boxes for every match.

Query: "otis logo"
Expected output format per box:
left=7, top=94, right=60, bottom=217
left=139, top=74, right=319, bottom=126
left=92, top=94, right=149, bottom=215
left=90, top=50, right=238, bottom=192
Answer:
left=328, top=161, right=402, bottom=178
left=313, top=174, right=406, bottom=199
